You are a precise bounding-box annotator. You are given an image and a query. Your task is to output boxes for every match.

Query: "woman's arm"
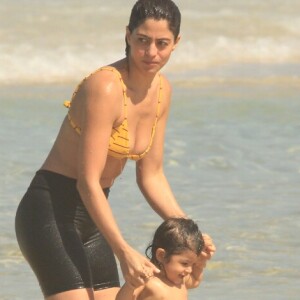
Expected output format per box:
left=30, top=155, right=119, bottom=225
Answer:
left=136, top=76, right=185, bottom=219
left=116, top=282, right=144, bottom=300
left=116, top=282, right=135, bottom=300
left=76, top=71, right=159, bottom=288
left=76, top=71, right=125, bottom=252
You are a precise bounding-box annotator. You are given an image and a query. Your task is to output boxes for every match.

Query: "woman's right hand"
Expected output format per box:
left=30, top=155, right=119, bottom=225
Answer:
left=201, top=233, right=216, bottom=260
left=118, top=246, right=160, bottom=288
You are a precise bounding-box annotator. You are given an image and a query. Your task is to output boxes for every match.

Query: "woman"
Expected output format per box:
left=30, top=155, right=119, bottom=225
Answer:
left=15, top=1, right=215, bottom=299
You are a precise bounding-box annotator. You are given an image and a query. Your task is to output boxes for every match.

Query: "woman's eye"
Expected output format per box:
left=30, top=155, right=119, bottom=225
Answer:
left=157, top=40, right=169, bottom=48
left=138, top=38, right=148, bottom=44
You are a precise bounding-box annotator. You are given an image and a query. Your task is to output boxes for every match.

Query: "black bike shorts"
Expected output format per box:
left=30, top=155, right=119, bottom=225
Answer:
left=15, top=170, right=120, bottom=297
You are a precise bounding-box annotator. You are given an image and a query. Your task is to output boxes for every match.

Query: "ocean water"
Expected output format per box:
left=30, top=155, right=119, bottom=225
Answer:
left=1, top=0, right=300, bottom=299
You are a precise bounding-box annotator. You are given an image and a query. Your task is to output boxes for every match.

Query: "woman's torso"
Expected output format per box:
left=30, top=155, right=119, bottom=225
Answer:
left=41, top=60, right=166, bottom=188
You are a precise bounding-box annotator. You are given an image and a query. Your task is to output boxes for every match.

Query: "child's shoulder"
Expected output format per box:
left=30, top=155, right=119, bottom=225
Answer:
left=137, top=276, right=168, bottom=299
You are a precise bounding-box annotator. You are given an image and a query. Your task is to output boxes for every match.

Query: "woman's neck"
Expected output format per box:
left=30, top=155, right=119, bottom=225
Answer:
left=123, top=57, right=159, bottom=93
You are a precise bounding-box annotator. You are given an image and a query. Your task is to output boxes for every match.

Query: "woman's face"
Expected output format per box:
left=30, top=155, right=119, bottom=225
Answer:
left=126, top=18, right=180, bottom=73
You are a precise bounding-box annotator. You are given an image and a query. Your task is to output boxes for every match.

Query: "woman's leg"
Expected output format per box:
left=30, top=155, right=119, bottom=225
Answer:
left=46, top=287, right=120, bottom=300
left=15, top=170, right=120, bottom=299
left=46, top=288, right=95, bottom=300
left=83, top=229, right=121, bottom=300
left=15, top=171, right=95, bottom=298
left=94, top=287, right=120, bottom=300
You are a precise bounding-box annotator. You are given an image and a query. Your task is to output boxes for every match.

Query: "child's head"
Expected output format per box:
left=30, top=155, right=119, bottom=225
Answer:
left=146, top=218, right=204, bottom=267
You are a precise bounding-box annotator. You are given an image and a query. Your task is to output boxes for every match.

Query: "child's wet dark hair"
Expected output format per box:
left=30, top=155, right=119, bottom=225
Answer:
left=145, top=218, right=204, bottom=266
left=126, top=0, right=181, bottom=56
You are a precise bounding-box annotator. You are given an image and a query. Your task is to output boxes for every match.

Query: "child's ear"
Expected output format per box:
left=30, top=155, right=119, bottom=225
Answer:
left=156, top=248, right=166, bottom=262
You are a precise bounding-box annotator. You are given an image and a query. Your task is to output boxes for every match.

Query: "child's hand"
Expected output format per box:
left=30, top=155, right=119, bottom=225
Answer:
left=200, top=234, right=216, bottom=260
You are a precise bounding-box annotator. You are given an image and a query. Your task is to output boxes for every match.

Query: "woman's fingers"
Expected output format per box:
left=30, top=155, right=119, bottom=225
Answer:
left=124, top=262, right=157, bottom=288
left=138, top=261, right=160, bottom=281
left=120, top=247, right=161, bottom=288
left=201, top=233, right=216, bottom=259
left=145, top=260, right=161, bottom=274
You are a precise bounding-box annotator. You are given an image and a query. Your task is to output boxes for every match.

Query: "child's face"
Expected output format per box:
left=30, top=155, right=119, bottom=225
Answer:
left=162, top=250, right=198, bottom=285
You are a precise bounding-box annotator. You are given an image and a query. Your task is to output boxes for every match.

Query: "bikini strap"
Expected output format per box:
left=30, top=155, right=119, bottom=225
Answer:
left=67, top=112, right=81, bottom=134
left=63, top=66, right=128, bottom=119
left=99, top=66, right=128, bottom=120
left=64, top=100, right=71, bottom=108
left=156, top=74, right=162, bottom=119
left=151, top=73, right=163, bottom=132
left=63, top=74, right=88, bottom=109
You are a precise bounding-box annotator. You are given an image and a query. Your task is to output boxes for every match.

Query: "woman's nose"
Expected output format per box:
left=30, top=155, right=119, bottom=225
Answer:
left=146, top=43, right=157, bottom=56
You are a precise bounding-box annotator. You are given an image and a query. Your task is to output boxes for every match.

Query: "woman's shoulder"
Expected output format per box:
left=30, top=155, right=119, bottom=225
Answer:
left=160, top=73, right=172, bottom=93
left=157, top=74, right=172, bottom=112
left=79, top=65, right=124, bottom=99
left=85, top=64, right=122, bottom=85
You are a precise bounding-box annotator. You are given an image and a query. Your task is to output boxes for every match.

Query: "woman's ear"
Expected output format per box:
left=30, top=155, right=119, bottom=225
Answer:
left=126, top=26, right=131, bottom=46
left=172, top=34, right=181, bottom=51
left=156, top=248, right=166, bottom=263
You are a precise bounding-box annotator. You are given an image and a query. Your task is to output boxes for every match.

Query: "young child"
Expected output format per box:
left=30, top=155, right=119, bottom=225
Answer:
left=116, top=217, right=215, bottom=300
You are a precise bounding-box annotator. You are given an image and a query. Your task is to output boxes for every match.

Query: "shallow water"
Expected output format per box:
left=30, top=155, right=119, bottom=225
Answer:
left=1, top=82, right=300, bottom=299
left=1, top=0, right=300, bottom=299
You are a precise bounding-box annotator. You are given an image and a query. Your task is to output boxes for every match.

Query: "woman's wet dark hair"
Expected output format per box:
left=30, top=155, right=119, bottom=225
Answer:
left=125, top=0, right=181, bottom=56
left=145, top=218, right=204, bottom=267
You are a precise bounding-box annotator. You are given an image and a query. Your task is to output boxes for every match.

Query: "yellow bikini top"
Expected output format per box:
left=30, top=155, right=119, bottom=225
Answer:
left=64, top=66, right=163, bottom=161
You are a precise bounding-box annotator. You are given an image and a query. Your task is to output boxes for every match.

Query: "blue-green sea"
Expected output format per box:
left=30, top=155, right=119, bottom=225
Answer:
left=1, top=0, right=300, bottom=299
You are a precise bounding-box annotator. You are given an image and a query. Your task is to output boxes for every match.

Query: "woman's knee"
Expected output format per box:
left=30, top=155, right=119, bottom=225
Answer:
left=94, top=287, right=120, bottom=300
left=46, top=288, right=94, bottom=300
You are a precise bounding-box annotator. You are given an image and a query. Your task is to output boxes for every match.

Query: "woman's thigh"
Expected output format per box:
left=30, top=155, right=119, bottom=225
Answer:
left=84, top=230, right=120, bottom=291
left=15, top=186, right=93, bottom=297
left=15, top=170, right=120, bottom=298
left=46, top=288, right=94, bottom=300
left=45, top=287, right=120, bottom=300
left=94, top=287, right=120, bottom=300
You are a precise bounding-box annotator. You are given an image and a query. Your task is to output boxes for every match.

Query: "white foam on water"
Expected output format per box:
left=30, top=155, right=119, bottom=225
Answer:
left=1, top=0, right=299, bottom=84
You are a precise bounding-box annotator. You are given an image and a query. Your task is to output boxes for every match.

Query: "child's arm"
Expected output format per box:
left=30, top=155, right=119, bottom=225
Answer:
left=185, top=255, right=206, bottom=288
left=186, top=233, right=216, bottom=289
